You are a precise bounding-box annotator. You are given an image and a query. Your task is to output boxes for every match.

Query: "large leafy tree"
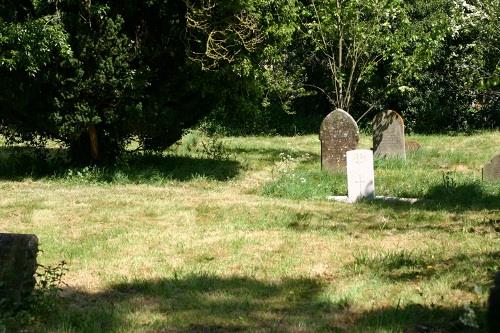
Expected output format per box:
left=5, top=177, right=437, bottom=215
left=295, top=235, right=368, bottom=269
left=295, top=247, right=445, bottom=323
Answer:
left=0, top=0, right=243, bottom=164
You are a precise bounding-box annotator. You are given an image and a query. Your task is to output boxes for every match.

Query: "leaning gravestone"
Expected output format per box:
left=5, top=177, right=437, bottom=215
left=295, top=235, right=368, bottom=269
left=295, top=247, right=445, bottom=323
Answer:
left=373, top=110, right=406, bottom=159
left=347, top=149, right=375, bottom=202
left=0, top=233, right=38, bottom=310
left=483, top=155, right=500, bottom=181
left=320, top=109, right=359, bottom=171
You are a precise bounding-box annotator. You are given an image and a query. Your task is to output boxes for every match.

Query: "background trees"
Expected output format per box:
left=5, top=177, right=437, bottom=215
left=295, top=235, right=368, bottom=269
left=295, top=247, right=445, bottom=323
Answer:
left=0, top=0, right=498, bottom=164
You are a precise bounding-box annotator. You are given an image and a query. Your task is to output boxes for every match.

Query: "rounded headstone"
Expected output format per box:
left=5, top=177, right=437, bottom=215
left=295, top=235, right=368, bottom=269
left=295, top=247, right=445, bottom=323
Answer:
left=373, top=110, right=406, bottom=159
left=320, top=109, right=359, bottom=171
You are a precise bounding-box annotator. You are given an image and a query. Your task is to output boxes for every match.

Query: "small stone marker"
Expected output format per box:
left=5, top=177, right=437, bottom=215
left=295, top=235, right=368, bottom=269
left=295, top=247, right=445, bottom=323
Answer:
left=320, top=109, right=359, bottom=171
left=0, top=233, right=38, bottom=310
left=405, top=140, right=421, bottom=152
left=347, top=149, right=375, bottom=202
left=483, top=155, right=500, bottom=181
left=373, top=110, right=406, bottom=159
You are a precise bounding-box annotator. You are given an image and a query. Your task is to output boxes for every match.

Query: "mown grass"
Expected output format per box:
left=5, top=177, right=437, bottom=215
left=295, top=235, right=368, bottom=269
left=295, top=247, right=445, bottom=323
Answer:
left=1, top=131, right=499, bottom=332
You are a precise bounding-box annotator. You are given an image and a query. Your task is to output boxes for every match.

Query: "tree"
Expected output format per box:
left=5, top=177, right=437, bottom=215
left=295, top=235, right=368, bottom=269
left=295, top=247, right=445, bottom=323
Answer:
left=0, top=0, right=235, bottom=164
left=183, top=0, right=305, bottom=126
left=298, top=0, right=456, bottom=120
left=389, top=0, right=500, bottom=131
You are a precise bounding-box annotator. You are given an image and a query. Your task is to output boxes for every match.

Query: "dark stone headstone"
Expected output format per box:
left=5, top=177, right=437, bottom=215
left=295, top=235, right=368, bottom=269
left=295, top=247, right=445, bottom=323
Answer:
left=483, top=155, right=500, bottom=182
left=373, top=110, right=406, bottom=159
left=0, top=233, right=38, bottom=310
left=405, top=140, right=421, bottom=152
left=488, top=272, right=500, bottom=333
left=320, top=109, right=359, bottom=171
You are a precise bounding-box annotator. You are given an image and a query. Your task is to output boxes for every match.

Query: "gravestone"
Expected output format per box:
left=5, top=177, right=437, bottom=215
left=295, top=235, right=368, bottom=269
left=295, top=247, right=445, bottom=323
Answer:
left=320, top=109, right=359, bottom=171
left=483, top=155, right=500, bottom=181
left=0, top=233, right=38, bottom=310
left=347, top=149, right=375, bottom=202
left=373, top=110, right=406, bottom=159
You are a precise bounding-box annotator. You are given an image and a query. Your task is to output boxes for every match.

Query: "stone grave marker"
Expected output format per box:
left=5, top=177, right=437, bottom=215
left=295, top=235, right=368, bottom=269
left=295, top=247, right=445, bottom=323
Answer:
left=347, top=149, right=375, bottom=202
left=373, top=110, right=406, bottom=159
left=483, top=155, right=500, bottom=181
left=405, top=140, right=421, bottom=152
left=0, top=233, right=38, bottom=310
left=320, top=109, right=359, bottom=171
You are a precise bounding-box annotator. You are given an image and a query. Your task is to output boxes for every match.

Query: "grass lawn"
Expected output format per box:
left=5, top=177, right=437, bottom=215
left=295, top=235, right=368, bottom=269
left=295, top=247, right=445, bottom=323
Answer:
left=1, top=131, right=499, bottom=332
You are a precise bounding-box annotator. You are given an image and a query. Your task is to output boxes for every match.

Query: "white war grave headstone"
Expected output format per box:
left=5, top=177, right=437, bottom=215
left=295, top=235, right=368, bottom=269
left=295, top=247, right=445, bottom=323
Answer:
left=483, top=155, right=500, bottom=182
left=373, top=110, right=406, bottom=159
left=329, top=149, right=419, bottom=205
left=320, top=109, right=359, bottom=171
left=346, top=149, right=375, bottom=202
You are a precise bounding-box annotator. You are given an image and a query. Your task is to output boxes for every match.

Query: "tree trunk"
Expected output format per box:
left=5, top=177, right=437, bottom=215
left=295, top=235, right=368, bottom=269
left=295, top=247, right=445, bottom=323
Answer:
left=70, top=125, right=115, bottom=165
left=88, top=125, right=99, bottom=161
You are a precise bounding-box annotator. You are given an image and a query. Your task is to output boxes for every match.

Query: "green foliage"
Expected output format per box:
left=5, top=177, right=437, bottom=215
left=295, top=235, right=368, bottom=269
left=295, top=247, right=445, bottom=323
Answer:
left=0, top=0, right=499, bottom=155
left=0, top=1, right=224, bottom=164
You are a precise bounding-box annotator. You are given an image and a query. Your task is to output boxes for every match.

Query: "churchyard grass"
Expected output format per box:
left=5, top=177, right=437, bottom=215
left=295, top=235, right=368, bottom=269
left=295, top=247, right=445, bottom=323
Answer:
left=1, top=131, right=499, bottom=332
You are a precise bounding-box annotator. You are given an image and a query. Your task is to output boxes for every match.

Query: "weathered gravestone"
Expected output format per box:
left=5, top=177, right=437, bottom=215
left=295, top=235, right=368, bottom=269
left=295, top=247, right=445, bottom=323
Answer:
left=320, top=109, right=359, bottom=171
left=483, top=155, right=500, bottom=181
left=0, top=233, right=38, bottom=310
left=347, top=149, right=375, bottom=202
left=373, top=110, right=406, bottom=159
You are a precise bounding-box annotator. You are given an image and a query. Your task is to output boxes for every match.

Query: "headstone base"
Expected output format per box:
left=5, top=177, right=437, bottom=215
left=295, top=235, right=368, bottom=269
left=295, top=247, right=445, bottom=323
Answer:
left=327, top=195, right=420, bottom=204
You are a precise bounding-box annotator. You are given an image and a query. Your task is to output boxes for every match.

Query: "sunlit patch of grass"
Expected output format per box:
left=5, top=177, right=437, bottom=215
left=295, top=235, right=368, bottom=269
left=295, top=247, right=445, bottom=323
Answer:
left=347, top=250, right=430, bottom=277
left=261, top=169, right=347, bottom=199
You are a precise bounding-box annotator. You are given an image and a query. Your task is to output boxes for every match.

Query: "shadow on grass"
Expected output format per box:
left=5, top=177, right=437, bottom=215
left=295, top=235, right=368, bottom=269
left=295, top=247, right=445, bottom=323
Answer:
left=347, top=249, right=499, bottom=287
left=0, top=147, right=241, bottom=182
left=367, top=183, right=499, bottom=213
left=40, top=274, right=488, bottom=333
left=48, top=275, right=342, bottom=332
left=356, top=303, right=487, bottom=333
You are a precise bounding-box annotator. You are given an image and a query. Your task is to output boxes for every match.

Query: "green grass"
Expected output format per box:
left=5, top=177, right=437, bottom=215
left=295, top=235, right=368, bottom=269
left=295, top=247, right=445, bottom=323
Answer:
left=1, top=131, right=499, bottom=332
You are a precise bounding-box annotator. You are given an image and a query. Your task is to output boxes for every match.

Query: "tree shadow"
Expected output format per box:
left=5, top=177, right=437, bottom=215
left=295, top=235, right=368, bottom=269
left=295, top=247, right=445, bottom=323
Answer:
left=0, top=147, right=241, bottom=182
left=44, top=275, right=345, bottom=332
left=346, top=249, right=500, bottom=287
left=366, top=183, right=500, bottom=213
left=38, top=273, right=491, bottom=332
